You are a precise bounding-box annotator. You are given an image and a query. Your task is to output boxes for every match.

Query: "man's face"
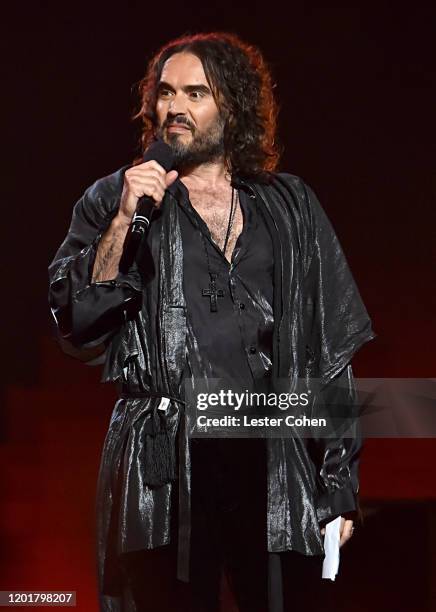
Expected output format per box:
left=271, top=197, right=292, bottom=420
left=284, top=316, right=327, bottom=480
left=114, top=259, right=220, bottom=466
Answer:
left=155, top=52, right=226, bottom=169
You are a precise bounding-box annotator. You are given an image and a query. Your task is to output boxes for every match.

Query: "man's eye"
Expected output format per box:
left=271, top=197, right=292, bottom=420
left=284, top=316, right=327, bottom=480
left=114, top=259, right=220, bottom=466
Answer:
left=158, top=89, right=172, bottom=97
left=190, top=91, right=203, bottom=99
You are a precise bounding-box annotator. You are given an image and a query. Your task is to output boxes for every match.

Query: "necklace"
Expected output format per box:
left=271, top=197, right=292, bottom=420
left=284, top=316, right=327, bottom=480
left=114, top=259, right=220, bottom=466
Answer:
left=222, top=186, right=237, bottom=257
left=201, top=186, right=237, bottom=312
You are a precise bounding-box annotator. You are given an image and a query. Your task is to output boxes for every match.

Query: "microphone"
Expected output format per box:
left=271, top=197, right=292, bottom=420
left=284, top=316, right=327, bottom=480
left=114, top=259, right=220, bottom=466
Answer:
left=119, top=138, right=174, bottom=279
left=130, top=138, right=175, bottom=237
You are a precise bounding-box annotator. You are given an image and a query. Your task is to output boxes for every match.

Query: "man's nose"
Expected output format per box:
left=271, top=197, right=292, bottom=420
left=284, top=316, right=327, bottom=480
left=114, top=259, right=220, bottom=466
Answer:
left=168, top=92, right=187, bottom=115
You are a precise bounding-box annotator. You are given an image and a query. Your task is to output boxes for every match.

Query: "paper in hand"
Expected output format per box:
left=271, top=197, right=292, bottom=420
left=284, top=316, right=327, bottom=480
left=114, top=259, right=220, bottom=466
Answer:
left=322, top=515, right=341, bottom=580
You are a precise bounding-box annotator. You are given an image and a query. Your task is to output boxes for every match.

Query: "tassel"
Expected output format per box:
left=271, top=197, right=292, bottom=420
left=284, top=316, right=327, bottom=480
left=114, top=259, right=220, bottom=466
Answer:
left=143, top=403, right=177, bottom=487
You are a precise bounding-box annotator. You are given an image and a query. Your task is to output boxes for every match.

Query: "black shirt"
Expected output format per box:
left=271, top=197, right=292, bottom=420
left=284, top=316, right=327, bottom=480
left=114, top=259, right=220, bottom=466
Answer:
left=167, top=177, right=273, bottom=535
left=166, top=177, right=275, bottom=392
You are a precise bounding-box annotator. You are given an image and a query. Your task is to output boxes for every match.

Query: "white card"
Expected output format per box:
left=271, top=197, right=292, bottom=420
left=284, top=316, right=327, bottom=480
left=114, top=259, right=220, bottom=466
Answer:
left=157, top=397, right=170, bottom=411
left=322, top=515, right=341, bottom=580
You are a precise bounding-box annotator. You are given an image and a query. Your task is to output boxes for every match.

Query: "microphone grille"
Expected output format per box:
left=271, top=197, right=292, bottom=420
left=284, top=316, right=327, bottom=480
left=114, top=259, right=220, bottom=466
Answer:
left=142, top=138, right=174, bottom=172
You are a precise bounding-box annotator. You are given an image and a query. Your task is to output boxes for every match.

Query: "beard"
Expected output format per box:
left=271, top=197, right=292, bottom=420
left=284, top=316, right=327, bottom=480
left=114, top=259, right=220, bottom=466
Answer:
left=156, top=114, right=226, bottom=171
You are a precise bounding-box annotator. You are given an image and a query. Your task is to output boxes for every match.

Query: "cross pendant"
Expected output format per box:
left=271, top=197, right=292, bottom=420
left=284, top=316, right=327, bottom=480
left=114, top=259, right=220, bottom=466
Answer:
left=202, top=273, right=225, bottom=312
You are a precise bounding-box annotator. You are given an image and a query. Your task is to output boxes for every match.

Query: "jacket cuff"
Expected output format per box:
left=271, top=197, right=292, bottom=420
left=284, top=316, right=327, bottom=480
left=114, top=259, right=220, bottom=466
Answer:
left=316, top=485, right=359, bottom=526
left=50, top=230, right=143, bottom=347
left=70, top=278, right=142, bottom=346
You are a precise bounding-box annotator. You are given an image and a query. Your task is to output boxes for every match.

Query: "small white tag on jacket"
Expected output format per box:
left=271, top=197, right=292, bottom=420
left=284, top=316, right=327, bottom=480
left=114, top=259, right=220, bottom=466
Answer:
left=158, top=397, right=170, bottom=411
left=322, top=515, right=341, bottom=580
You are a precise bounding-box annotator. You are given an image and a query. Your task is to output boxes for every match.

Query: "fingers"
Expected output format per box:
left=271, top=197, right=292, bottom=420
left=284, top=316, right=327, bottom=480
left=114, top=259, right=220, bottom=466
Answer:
left=319, top=517, right=355, bottom=546
left=120, top=161, right=177, bottom=218
left=135, top=159, right=168, bottom=179
left=165, top=169, right=179, bottom=186
left=339, top=518, right=354, bottom=547
left=127, top=162, right=168, bottom=195
left=127, top=175, right=166, bottom=202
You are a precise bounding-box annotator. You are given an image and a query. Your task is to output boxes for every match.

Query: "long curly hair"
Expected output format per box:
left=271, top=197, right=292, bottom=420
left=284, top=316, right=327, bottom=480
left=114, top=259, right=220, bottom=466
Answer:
left=132, top=31, right=282, bottom=181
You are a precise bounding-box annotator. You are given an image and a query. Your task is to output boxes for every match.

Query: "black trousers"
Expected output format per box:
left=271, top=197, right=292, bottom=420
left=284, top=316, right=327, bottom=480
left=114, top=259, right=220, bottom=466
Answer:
left=120, top=438, right=325, bottom=612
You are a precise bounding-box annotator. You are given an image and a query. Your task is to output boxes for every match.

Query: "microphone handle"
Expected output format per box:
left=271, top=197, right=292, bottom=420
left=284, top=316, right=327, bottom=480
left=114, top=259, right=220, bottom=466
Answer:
left=118, top=195, right=157, bottom=278
left=130, top=194, right=157, bottom=237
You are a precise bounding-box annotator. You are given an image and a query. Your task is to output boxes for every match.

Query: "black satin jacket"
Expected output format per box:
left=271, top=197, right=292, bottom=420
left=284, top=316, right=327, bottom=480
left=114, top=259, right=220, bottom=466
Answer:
left=48, top=167, right=376, bottom=611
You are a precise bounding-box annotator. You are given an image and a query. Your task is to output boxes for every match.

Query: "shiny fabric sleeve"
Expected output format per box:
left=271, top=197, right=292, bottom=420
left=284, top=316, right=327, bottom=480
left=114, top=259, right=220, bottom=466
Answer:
left=309, top=363, right=364, bottom=526
left=302, top=182, right=377, bottom=526
left=48, top=172, right=143, bottom=353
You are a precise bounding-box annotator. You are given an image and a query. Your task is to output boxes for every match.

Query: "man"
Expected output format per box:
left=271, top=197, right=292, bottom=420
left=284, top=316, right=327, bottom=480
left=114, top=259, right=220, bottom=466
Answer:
left=48, top=32, right=376, bottom=612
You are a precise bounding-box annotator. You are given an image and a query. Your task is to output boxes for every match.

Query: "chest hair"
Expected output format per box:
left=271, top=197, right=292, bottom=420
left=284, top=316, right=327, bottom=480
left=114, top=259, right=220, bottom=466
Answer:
left=187, top=186, right=244, bottom=263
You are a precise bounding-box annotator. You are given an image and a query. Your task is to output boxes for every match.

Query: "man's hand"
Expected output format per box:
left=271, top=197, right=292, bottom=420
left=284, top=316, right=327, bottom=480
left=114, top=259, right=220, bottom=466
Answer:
left=117, top=161, right=179, bottom=225
left=91, top=161, right=178, bottom=283
left=320, top=517, right=354, bottom=547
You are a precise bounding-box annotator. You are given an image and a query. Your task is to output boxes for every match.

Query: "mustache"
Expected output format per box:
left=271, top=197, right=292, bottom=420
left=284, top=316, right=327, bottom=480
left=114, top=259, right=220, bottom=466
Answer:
left=164, top=116, right=194, bottom=130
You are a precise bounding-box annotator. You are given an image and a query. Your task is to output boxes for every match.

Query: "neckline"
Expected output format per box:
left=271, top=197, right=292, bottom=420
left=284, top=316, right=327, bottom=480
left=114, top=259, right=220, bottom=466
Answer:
left=177, top=184, right=257, bottom=269
left=165, top=173, right=256, bottom=201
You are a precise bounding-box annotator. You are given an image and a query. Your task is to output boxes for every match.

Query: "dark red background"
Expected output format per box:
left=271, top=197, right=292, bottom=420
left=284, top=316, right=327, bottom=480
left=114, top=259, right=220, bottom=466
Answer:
left=2, top=2, right=435, bottom=610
